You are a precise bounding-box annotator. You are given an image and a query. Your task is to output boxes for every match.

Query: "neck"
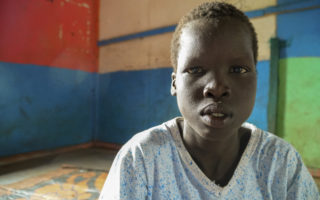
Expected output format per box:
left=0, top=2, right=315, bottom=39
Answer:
left=178, top=120, right=249, bottom=186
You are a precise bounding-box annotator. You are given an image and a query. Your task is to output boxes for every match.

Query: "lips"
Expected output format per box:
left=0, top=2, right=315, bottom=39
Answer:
left=200, top=103, right=229, bottom=117
left=200, top=103, right=231, bottom=128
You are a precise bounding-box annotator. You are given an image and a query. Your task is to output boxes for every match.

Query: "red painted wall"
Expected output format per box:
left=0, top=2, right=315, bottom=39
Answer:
left=0, top=0, right=98, bottom=72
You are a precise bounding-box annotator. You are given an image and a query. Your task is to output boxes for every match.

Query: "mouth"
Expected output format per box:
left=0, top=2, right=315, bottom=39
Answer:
left=203, top=112, right=228, bottom=121
left=200, top=104, right=231, bottom=128
left=210, top=113, right=226, bottom=117
left=200, top=103, right=228, bottom=116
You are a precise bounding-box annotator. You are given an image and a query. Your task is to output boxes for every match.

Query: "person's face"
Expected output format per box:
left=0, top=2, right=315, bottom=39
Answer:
left=171, top=19, right=257, bottom=140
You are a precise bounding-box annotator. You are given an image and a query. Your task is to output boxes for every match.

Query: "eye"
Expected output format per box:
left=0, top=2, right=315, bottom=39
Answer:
left=230, top=66, right=249, bottom=74
left=186, top=66, right=204, bottom=74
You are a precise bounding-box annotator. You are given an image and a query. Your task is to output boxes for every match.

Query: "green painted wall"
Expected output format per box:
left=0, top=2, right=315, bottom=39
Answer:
left=277, top=57, right=320, bottom=168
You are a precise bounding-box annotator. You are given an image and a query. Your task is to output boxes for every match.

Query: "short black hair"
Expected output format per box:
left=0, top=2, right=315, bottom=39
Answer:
left=170, top=2, right=258, bottom=71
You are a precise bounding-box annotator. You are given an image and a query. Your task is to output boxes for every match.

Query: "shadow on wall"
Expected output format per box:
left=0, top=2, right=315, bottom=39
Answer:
left=277, top=58, right=287, bottom=138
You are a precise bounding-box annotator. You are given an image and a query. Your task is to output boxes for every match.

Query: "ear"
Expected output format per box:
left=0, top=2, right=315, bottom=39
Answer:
left=170, top=72, right=177, bottom=96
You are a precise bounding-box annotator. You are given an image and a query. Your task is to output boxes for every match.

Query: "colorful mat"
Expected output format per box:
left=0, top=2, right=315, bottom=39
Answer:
left=0, top=165, right=108, bottom=200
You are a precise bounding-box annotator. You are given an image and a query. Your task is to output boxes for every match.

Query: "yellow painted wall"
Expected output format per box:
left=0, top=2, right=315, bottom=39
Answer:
left=99, top=0, right=276, bottom=39
left=99, top=33, right=172, bottom=73
left=99, top=0, right=277, bottom=73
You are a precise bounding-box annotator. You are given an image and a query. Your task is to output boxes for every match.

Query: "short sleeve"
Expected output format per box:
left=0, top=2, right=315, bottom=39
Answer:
left=286, top=150, right=320, bottom=199
left=99, top=145, right=148, bottom=200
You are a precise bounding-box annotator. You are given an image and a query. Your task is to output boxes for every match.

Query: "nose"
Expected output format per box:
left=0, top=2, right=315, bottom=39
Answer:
left=203, top=77, right=230, bottom=100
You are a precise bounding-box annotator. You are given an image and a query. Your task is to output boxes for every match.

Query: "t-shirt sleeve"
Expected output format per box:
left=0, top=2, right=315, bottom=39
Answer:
left=286, top=149, right=320, bottom=199
left=99, top=145, right=148, bottom=200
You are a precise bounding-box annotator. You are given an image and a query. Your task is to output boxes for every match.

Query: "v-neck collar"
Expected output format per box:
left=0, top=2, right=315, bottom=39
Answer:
left=165, top=117, right=261, bottom=195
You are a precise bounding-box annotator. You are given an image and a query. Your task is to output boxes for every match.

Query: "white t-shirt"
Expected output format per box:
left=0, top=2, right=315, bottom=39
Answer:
left=99, top=117, right=319, bottom=199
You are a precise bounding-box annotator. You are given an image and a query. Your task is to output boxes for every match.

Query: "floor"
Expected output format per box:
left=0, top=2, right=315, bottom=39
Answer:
left=0, top=148, right=118, bottom=199
left=0, top=148, right=118, bottom=185
left=0, top=148, right=319, bottom=199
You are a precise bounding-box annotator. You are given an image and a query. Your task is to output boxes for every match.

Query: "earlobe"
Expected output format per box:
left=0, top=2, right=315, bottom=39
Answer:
left=170, top=73, right=177, bottom=96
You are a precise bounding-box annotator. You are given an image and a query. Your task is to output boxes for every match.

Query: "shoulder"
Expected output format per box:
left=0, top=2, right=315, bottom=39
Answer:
left=116, top=118, right=179, bottom=160
left=243, top=123, right=319, bottom=200
left=246, top=123, right=298, bottom=158
left=248, top=124, right=312, bottom=181
left=245, top=123, right=304, bottom=175
left=125, top=118, right=176, bottom=149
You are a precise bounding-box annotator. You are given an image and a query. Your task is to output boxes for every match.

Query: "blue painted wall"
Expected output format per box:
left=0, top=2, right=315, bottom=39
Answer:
left=97, top=68, right=179, bottom=143
left=247, top=61, right=270, bottom=131
left=0, top=62, right=95, bottom=157
left=277, top=8, right=320, bottom=58
left=0, top=60, right=270, bottom=154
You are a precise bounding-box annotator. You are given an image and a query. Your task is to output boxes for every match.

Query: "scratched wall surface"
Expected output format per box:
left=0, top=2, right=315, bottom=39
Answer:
left=0, top=0, right=98, bottom=157
left=277, top=4, right=320, bottom=168
left=96, top=0, right=276, bottom=144
left=0, top=0, right=98, bottom=72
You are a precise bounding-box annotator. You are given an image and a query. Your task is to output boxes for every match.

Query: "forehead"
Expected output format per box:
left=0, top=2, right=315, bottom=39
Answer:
left=181, top=18, right=252, bottom=47
left=178, top=18, right=254, bottom=67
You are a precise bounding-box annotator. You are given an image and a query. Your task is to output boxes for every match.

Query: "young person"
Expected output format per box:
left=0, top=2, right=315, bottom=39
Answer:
left=99, top=2, right=319, bottom=199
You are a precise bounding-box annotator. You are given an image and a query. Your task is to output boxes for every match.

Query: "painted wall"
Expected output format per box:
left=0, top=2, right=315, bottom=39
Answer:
left=278, top=58, right=320, bottom=168
left=0, top=0, right=98, bottom=157
left=1, top=0, right=318, bottom=170
left=277, top=3, right=320, bottom=168
left=97, top=0, right=276, bottom=144
left=0, top=0, right=98, bottom=72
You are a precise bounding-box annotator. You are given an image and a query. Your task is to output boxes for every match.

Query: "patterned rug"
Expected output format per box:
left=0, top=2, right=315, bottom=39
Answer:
left=0, top=165, right=108, bottom=200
